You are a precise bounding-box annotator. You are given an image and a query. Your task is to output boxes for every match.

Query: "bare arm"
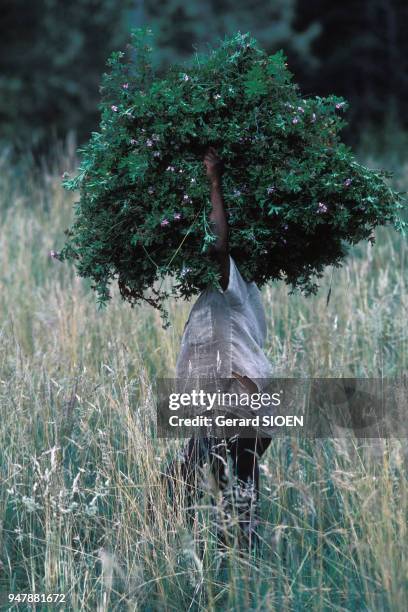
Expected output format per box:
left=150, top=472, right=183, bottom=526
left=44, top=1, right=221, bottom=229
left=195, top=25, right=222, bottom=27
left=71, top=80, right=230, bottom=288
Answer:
left=203, top=147, right=230, bottom=290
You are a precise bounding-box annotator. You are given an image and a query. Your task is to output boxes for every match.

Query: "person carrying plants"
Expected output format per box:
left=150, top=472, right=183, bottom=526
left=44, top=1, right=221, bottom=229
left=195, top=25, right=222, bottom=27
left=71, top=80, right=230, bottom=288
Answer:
left=165, top=147, right=273, bottom=550
left=60, top=29, right=405, bottom=549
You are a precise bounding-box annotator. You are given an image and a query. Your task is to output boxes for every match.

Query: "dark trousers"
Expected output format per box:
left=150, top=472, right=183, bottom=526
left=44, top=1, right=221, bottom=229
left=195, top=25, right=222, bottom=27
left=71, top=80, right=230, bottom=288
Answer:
left=164, top=434, right=271, bottom=548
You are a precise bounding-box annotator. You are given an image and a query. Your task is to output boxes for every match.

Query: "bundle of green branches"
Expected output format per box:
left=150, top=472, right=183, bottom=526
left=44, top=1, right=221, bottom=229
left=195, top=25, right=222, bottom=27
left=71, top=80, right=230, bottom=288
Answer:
left=60, top=29, right=405, bottom=322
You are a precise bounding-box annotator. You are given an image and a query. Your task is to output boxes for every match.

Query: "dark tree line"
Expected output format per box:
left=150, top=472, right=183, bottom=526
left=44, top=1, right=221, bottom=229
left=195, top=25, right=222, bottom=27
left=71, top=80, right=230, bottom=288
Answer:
left=293, top=0, right=408, bottom=134
left=0, top=0, right=407, bottom=150
left=0, top=0, right=132, bottom=149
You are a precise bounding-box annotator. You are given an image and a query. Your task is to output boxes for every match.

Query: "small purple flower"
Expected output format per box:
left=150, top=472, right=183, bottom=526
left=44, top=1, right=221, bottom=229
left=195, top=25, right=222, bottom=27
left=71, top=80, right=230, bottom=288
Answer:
left=232, top=189, right=242, bottom=197
left=148, top=187, right=155, bottom=195
left=317, top=202, right=328, bottom=214
left=292, top=117, right=299, bottom=125
left=182, top=73, right=190, bottom=82
left=122, top=83, right=129, bottom=89
left=153, top=151, right=161, bottom=158
left=111, top=105, right=118, bottom=112
left=180, top=266, right=191, bottom=277
left=190, top=177, right=196, bottom=184
left=335, top=102, right=345, bottom=110
left=281, top=238, right=287, bottom=245
left=267, top=186, right=275, bottom=195
left=213, top=94, right=221, bottom=100
left=160, top=219, right=170, bottom=227
left=344, top=178, right=353, bottom=187
left=311, top=113, right=317, bottom=123
left=166, top=165, right=175, bottom=172
left=146, top=139, right=153, bottom=147
left=49, top=250, right=59, bottom=260
left=283, top=224, right=289, bottom=231
left=130, top=138, right=137, bottom=145
left=297, top=106, right=305, bottom=113
left=174, top=212, right=181, bottom=220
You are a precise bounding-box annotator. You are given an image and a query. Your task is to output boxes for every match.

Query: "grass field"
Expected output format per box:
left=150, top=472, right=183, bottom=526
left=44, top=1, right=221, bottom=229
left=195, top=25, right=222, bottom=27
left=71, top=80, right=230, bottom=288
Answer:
left=0, top=142, right=407, bottom=611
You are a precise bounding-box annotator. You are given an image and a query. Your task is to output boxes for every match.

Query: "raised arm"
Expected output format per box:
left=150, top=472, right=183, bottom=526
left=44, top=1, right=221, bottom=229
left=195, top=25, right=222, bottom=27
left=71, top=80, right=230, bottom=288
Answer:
left=203, top=147, right=230, bottom=290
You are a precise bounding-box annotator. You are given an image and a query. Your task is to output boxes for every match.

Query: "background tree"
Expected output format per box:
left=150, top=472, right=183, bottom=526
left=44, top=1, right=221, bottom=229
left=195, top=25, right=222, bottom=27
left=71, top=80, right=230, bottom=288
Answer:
left=144, top=0, right=320, bottom=70
left=294, top=0, right=408, bottom=139
left=1, top=0, right=408, bottom=151
left=0, top=0, right=132, bottom=150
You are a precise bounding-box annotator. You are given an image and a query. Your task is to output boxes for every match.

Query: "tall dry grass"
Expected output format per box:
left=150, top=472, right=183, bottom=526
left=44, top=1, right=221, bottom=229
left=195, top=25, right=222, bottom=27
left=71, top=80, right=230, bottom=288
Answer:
left=0, top=141, right=407, bottom=610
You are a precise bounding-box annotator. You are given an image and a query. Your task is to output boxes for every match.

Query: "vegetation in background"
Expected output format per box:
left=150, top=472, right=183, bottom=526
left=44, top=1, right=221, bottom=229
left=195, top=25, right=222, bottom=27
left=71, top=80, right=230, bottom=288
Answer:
left=144, top=0, right=320, bottom=70
left=0, top=0, right=132, bottom=150
left=60, top=30, right=405, bottom=321
left=1, top=2, right=408, bottom=608
left=1, top=1, right=407, bottom=150
left=294, top=0, right=408, bottom=132
left=0, top=147, right=408, bottom=609
left=146, top=0, right=408, bottom=138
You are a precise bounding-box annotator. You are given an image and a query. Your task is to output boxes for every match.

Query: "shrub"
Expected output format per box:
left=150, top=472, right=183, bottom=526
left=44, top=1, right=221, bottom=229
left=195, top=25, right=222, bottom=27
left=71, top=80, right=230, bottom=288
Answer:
left=60, top=29, right=406, bottom=323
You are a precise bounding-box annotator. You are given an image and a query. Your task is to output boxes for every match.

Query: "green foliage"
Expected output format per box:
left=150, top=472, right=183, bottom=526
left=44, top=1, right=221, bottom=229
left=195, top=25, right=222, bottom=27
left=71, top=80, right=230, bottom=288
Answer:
left=60, top=30, right=406, bottom=320
left=0, top=0, right=131, bottom=149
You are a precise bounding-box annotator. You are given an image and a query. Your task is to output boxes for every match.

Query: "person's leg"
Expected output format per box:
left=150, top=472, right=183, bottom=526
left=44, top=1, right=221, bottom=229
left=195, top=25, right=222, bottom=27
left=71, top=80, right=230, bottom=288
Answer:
left=204, top=437, right=232, bottom=545
left=226, top=435, right=272, bottom=548
left=163, top=437, right=209, bottom=519
left=162, top=433, right=272, bottom=548
left=205, top=434, right=271, bottom=548
left=226, top=373, right=272, bottom=545
left=230, top=436, right=271, bottom=486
